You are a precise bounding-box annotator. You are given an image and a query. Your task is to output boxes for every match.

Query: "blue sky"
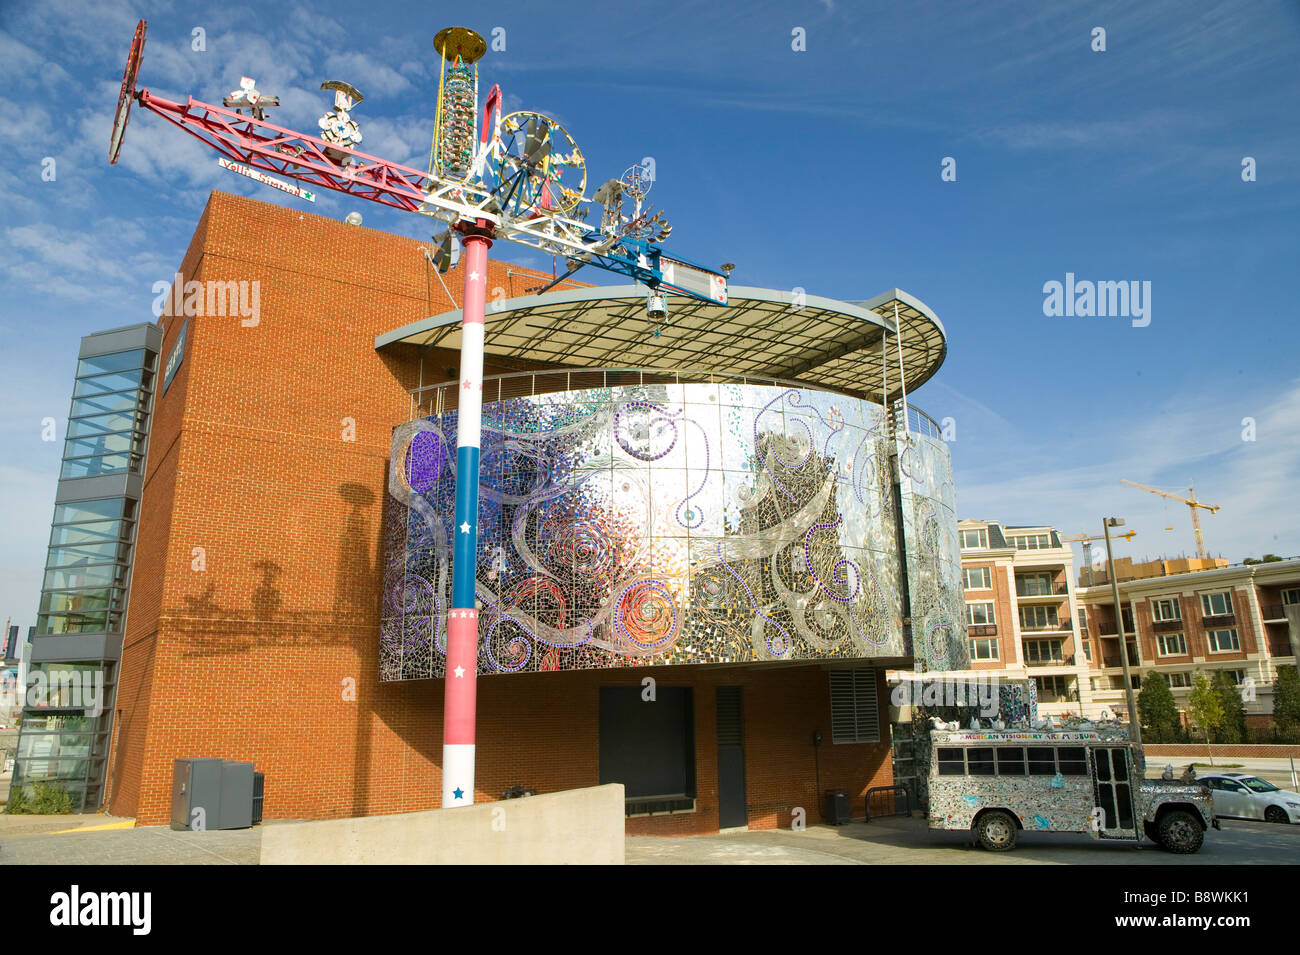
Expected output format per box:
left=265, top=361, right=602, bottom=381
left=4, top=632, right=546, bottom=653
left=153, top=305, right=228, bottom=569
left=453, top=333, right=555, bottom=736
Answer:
left=1, top=0, right=1298, bottom=624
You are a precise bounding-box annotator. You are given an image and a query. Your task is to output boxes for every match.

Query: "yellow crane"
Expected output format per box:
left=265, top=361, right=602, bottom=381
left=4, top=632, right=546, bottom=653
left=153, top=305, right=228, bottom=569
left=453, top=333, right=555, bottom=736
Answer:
left=1120, top=480, right=1220, bottom=561
left=1062, top=530, right=1135, bottom=587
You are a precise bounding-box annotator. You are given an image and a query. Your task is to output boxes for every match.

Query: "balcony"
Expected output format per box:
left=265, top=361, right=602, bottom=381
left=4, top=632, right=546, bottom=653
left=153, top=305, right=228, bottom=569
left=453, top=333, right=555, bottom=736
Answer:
left=1261, top=604, right=1288, bottom=621
left=1020, top=618, right=1071, bottom=632
left=1202, top=613, right=1236, bottom=628
left=1015, top=584, right=1069, bottom=598
left=1151, top=618, right=1183, bottom=633
left=967, top=624, right=998, bottom=638
left=1026, top=654, right=1076, bottom=667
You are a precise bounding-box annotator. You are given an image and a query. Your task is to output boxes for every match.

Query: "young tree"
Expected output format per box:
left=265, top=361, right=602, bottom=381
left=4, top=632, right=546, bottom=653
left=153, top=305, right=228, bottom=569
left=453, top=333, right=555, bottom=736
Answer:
left=1137, top=671, right=1179, bottom=742
left=1187, top=670, right=1225, bottom=764
left=1273, top=666, right=1300, bottom=742
left=1212, top=670, right=1247, bottom=744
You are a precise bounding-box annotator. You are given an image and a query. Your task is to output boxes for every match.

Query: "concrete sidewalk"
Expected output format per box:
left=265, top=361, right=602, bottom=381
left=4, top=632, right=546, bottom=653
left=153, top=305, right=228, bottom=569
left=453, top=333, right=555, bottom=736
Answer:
left=3, top=812, right=1297, bottom=865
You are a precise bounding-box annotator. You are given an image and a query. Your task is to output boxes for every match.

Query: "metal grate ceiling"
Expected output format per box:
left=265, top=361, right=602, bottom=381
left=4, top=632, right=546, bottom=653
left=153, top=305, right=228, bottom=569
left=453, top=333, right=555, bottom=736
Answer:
left=376, top=284, right=947, bottom=404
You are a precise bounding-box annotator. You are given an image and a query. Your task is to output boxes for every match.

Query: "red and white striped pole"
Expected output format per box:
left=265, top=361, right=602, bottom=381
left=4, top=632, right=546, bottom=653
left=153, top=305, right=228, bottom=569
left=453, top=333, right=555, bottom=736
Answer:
left=442, top=222, right=492, bottom=806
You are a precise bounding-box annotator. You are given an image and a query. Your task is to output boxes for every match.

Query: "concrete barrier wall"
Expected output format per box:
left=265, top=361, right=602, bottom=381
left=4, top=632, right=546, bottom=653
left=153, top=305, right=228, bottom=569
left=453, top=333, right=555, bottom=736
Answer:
left=261, top=784, right=625, bottom=865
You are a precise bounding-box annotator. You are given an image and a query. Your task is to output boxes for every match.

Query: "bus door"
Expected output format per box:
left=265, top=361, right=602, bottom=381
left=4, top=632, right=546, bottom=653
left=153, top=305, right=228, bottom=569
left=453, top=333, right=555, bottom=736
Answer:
left=1091, top=746, right=1136, bottom=838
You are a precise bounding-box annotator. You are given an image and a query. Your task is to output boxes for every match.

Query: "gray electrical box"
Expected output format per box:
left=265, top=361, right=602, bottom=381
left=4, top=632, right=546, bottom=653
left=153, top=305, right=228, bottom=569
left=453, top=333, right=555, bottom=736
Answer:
left=171, top=758, right=256, bottom=831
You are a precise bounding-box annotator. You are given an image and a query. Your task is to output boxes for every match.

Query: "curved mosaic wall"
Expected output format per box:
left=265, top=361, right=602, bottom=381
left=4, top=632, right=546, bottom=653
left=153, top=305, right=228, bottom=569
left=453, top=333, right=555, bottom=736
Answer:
left=381, top=381, right=966, bottom=680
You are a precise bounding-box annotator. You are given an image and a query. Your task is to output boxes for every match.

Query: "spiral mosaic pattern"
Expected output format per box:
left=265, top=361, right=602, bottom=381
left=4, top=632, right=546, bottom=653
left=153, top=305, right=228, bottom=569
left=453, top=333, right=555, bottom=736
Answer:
left=381, top=381, right=963, bottom=678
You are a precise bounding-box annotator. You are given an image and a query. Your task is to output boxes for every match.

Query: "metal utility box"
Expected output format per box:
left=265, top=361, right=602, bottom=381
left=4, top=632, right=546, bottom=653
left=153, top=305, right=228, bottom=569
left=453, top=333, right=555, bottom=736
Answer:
left=171, top=757, right=257, bottom=830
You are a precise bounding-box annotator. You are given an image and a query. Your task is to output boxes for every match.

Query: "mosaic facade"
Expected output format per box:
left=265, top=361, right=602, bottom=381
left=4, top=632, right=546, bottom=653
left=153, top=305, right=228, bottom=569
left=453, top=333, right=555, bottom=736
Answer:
left=381, top=381, right=965, bottom=680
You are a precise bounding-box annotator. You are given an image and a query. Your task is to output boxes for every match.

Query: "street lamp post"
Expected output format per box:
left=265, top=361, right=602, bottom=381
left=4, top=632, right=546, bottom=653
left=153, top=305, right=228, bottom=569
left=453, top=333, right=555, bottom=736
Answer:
left=1103, top=517, right=1142, bottom=745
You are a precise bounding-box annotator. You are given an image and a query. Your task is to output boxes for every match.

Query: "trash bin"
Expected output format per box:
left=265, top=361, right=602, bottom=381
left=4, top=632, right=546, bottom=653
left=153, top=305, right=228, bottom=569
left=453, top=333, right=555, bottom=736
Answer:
left=824, top=788, right=850, bottom=825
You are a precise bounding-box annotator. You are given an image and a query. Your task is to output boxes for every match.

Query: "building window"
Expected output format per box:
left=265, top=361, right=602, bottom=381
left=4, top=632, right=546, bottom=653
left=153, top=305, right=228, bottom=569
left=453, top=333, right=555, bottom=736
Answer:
left=969, top=638, right=999, bottom=661
left=1207, top=629, right=1240, bottom=653
left=598, top=686, right=696, bottom=803
left=1078, top=607, right=1088, bottom=632
left=960, top=528, right=989, bottom=549
left=1152, top=597, right=1182, bottom=622
left=1201, top=591, right=1233, bottom=617
left=1016, top=572, right=1054, bottom=596
left=1019, top=605, right=1059, bottom=630
left=962, top=567, right=992, bottom=590
left=829, top=669, right=879, bottom=744
left=1157, top=633, right=1187, bottom=656
left=966, top=602, right=995, bottom=626
left=1168, top=672, right=1192, bottom=688
left=1010, top=533, right=1052, bottom=550
left=1081, top=639, right=1091, bottom=662
left=1222, top=669, right=1246, bottom=685
left=1282, top=588, right=1300, bottom=606
left=1033, top=675, right=1070, bottom=702
left=1024, top=639, right=1064, bottom=664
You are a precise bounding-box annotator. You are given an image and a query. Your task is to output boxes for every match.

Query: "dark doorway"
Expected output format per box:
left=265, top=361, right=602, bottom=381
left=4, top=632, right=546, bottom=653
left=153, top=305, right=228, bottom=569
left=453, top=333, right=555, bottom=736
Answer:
left=716, top=686, right=747, bottom=829
left=599, top=686, right=696, bottom=809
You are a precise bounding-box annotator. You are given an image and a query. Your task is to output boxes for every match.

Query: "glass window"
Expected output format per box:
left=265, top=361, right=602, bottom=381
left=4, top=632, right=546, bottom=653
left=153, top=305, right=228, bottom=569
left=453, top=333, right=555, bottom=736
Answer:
left=1057, top=747, right=1088, bottom=775
left=46, top=540, right=127, bottom=567
left=76, top=349, right=145, bottom=377
left=70, top=391, right=143, bottom=418
left=73, top=369, right=143, bottom=397
left=63, top=432, right=144, bottom=459
left=937, top=748, right=965, bottom=776
left=50, top=520, right=127, bottom=548
left=60, top=453, right=137, bottom=479
left=966, top=602, right=995, bottom=626
left=1027, top=748, right=1056, bottom=775
left=996, top=747, right=1026, bottom=776
left=962, top=567, right=991, bottom=590
left=1207, top=629, right=1240, bottom=652
left=969, top=638, right=998, bottom=660
left=960, top=529, right=988, bottom=549
left=36, top=611, right=112, bottom=635
left=1201, top=591, right=1233, bottom=616
left=1157, top=633, right=1187, bottom=656
left=966, top=747, right=995, bottom=776
left=1016, top=573, right=1054, bottom=596
left=51, top=499, right=126, bottom=525
left=67, top=410, right=147, bottom=437
left=39, top=589, right=120, bottom=613
left=1282, top=588, right=1300, bottom=606
left=1020, top=605, right=1060, bottom=629
left=1152, top=597, right=1182, bottom=621
left=42, top=565, right=123, bottom=591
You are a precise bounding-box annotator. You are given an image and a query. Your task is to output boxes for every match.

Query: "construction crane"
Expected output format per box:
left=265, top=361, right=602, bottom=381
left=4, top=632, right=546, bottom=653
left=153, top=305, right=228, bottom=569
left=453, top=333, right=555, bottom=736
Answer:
left=1062, top=531, right=1135, bottom=587
left=1120, top=480, right=1220, bottom=561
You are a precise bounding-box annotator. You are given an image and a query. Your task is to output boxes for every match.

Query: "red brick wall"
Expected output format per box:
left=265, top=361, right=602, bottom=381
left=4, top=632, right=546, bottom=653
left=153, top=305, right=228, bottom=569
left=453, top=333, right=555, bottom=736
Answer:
left=108, top=191, right=894, bottom=830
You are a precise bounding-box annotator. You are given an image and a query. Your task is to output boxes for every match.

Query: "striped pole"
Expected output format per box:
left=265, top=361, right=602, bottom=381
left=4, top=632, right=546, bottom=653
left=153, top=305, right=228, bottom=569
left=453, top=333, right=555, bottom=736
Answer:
left=442, top=223, right=492, bottom=807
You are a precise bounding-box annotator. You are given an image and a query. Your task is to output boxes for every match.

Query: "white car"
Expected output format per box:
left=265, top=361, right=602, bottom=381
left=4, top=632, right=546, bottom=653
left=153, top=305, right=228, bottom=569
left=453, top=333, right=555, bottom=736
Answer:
left=1197, top=773, right=1300, bottom=824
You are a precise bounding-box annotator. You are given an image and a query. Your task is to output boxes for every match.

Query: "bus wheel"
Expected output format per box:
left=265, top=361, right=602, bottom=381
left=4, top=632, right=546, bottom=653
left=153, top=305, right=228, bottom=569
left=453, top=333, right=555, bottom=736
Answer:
left=976, top=811, right=1017, bottom=851
left=1158, top=811, right=1203, bottom=854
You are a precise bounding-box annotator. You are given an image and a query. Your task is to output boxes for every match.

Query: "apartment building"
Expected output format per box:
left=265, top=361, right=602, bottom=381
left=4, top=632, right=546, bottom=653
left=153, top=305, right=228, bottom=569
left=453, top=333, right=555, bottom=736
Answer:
left=1076, top=556, right=1300, bottom=726
left=957, top=520, right=1100, bottom=716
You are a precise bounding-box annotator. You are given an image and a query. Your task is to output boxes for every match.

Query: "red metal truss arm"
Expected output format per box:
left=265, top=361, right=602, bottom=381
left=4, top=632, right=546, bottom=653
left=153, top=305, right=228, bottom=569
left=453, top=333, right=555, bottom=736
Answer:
left=137, top=90, right=438, bottom=212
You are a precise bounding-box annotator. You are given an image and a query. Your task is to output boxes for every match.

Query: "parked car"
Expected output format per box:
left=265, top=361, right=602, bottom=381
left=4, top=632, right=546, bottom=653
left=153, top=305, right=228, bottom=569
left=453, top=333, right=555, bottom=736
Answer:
left=1196, top=773, right=1300, bottom=824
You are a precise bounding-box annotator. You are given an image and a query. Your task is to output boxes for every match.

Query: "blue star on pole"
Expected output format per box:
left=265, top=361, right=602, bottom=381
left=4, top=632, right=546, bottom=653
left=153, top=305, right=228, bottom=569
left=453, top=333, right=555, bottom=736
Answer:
left=453, top=787, right=465, bottom=800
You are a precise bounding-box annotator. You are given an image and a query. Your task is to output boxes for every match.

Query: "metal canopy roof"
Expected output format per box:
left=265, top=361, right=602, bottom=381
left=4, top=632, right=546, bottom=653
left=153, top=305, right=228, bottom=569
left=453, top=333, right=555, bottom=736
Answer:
left=376, top=285, right=947, bottom=403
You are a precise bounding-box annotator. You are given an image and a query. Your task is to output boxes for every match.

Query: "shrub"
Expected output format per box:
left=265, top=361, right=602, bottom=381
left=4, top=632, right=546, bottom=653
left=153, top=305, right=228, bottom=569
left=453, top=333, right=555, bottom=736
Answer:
left=4, top=782, right=73, bottom=815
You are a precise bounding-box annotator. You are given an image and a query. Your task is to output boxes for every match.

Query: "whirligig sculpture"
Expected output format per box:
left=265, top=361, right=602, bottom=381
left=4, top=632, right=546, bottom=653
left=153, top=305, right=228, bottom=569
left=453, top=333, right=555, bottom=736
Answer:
left=108, top=21, right=730, bottom=810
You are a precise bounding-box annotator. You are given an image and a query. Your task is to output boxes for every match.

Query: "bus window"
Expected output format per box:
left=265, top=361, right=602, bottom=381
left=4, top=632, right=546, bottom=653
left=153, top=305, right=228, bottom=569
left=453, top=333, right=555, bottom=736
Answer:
left=967, top=747, right=995, bottom=776
left=937, top=748, right=965, bottom=776
left=996, top=747, right=1026, bottom=776
left=1027, top=747, right=1056, bottom=775
left=1057, top=747, right=1088, bottom=775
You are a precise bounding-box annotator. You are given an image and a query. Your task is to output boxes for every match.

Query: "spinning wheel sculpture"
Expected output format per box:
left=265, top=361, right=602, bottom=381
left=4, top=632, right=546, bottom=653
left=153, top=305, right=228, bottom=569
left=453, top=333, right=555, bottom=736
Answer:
left=491, top=111, right=586, bottom=218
